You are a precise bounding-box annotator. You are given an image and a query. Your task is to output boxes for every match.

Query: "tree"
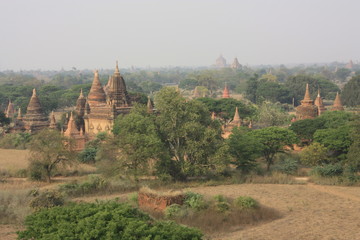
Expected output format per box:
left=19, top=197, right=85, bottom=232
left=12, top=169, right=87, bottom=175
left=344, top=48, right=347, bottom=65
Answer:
left=342, top=75, right=360, bottom=106
left=346, top=119, right=360, bottom=170
left=256, top=102, right=291, bottom=127
left=335, top=68, right=352, bottom=82
left=245, top=74, right=259, bottom=103
left=112, top=105, right=165, bottom=182
left=28, top=129, right=76, bottom=182
left=289, top=118, right=326, bottom=143
left=154, top=87, right=224, bottom=180
left=0, top=112, right=10, bottom=126
left=227, top=127, right=261, bottom=173
left=255, top=80, right=292, bottom=104
left=300, top=142, right=329, bottom=166
left=250, top=127, right=298, bottom=171
left=314, top=125, right=352, bottom=159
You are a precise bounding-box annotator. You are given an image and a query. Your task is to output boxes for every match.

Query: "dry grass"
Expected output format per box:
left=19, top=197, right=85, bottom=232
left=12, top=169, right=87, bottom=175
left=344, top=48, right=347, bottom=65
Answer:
left=0, top=149, right=29, bottom=177
left=139, top=186, right=183, bottom=197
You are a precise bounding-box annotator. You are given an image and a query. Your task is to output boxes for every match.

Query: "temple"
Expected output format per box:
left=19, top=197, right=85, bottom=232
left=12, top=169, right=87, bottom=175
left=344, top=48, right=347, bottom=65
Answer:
left=5, top=100, right=15, bottom=119
left=331, top=92, right=344, bottom=111
left=222, top=83, right=230, bottom=98
left=215, top=54, right=227, bottom=68
left=22, top=89, right=49, bottom=132
left=63, top=112, right=86, bottom=151
left=231, top=58, right=241, bottom=69
left=222, top=107, right=242, bottom=138
left=295, top=84, right=318, bottom=120
left=314, top=89, right=326, bottom=116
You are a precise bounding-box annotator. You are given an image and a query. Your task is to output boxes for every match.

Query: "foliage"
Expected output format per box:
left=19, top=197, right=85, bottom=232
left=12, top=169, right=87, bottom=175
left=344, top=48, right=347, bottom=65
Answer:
left=234, top=196, right=258, bottom=209
left=29, top=190, right=65, bottom=211
left=255, top=80, right=292, bottom=104
left=165, top=204, right=185, bottom=218
left=184, top=192, right=208, bottom=211
left=274, top=154, right=300, bottom=175
left=289, top=118, right=326, bottom=142
left=227, top=127, right=260, bottom=173
left=314, top=125, right=352, bottom=158
left=59, top=175, right=109, bottom=197
left=27, top=129, right=76, bottom=182
left=300, top=142, right=329, bottom=166
left=78, top=147, right=97, bottom=163
left=250, top=127, right=298, bottom=171
left=17, top=201, right=203, bottom=240
left=346, top=118, right=360, bottom=170
left=154, top=88, right=225, bottom=180
left=0, top=132, right=31, bottom=149
left=112, top=104, right=164, bottom=181
left=196, top=97, right=256, bottom=120
left=255, top=101, right=291, bottom=127
left=342, top=75, right=360, bottom=106
left=310, top=164, right=343, bottom=177
left=0, top=112, right=10, bottom=126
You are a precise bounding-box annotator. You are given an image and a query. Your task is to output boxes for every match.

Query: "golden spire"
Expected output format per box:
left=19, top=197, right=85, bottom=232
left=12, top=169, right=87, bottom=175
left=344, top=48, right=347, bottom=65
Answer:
left=32, top=88, right=37, bottom=97
left=332, top=92, right=344, bottom=111
left=64, top=112, right=80, bottom=137
left=222, top=83, right=230, bottom=98
left=115, top=60, right=120, bottom=74
left=233, top=107, right=240, bottom=122
left=303, top=83, right=311, bottom=101
left=147, top=96, right=153, bottom=113
left=211, top=112, right=216, bottom=120
left=79, top=88, right=84, bottom=99
left=17, top=108, right=22, bottom=120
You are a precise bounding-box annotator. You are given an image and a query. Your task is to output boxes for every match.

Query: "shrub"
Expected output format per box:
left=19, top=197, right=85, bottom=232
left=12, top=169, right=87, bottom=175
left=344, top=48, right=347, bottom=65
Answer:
left=213, top=194, right=226, bottom=203
left=310, top=164, right=343, bottom=177
left=165, top=204, right=186, bottom=218
left=28, top=161, right=46, bottom=181
left=78, top=147, right=97, bottom=163
left=275, top=154, right=299, bottom=175
left=215, top=201, right=230, bottom=213
left=127, top=192, right=138, bottom=206
left=184, top=192, right=208, bottom=211
left=234, top=196, right=258, bottom=209
left=17, top=201, right=203, bottom=240
left=59, top=175, right=109, bottom=196
left=29, top=190, right=65, bottom=211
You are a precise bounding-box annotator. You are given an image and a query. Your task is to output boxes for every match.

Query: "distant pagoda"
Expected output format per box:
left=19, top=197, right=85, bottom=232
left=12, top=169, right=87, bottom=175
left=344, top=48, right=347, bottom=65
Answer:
left=215, top=54, right=227, bottom=68
left=314, top=89, right=326, bottom=116
left=23, top=89, right=49, bottom=132
left=222, top=83, right=230, bottom=98
left=331, top=92, right=344, bottom=111
left=231, top=58, right=241, bottom=69
left=295, top=84, right=318, bottom=120
left=5, top=99, right=15, bottom=118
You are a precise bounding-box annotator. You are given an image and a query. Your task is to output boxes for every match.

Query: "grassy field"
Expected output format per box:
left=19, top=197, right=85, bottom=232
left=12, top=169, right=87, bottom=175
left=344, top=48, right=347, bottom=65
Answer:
left=0, top=149, right=29, bottom=176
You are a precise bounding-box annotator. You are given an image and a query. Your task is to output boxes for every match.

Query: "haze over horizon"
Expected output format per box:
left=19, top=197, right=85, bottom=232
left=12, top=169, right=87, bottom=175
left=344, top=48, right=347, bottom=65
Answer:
left=1, top=0, right=359, bottom=71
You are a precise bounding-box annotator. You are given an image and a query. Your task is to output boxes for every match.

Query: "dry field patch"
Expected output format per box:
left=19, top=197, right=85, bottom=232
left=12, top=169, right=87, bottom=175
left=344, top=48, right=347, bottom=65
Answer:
left=0, top=149, right=29, bottom=174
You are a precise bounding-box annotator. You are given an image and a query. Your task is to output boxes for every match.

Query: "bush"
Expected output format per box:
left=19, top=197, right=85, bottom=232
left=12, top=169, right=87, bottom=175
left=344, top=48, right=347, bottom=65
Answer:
left=78, top=147, right=97, bottom=163
left=213, top=194, right=226, bottom=203
left=215, top=201, right=230, bottom=213
left=59, top=175, right=109, bottom=196
left=165, top=204, right=186, bottom=218
left=184, top=192, right=208, bottom=211
left=310, top=164, right=343, bottom=177
left=18, top=201, right=203, bottom=240
left=29, top=190, right=65, bottom=211
left=275, top=157, right=299, bottom=175
left=127, top=192, right=138, bottom=206
left=234, top=196, right=258, bottom=209
left=28, top=161, right=46, bottom=181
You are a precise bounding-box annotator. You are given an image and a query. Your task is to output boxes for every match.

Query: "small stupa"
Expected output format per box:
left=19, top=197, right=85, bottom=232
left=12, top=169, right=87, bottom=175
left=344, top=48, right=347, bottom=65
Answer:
left=295, top=84, right=318, bottom=120
left=314, top=89, right=326, bottom=116
left=222, top=83, right=230, bottom=98
left=23, top=89, right=49, bottom=132
left=231, top=58, right=241, bottom=69
left=331, top=92, right=344, bottom=111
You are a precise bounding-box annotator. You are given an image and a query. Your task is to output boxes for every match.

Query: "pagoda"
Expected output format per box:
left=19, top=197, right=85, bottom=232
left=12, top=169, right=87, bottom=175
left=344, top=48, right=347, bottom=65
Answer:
left=331, top=92, right=344, bottom=111
left=215, top=54, right=227, bottom=68
left=5, top=100, right=15, bottom=118
left=23, top=89, right=49, bottom=132
left=107, top=61, right=130, bottom=108
left=295, top=84, right=318, bottom=120
left=147, top=96, right=153, bottom=114
left=231, top=58, right=241, bottom=69
left=222, top=83, right=230, bottom=98
left=49, top=111, right=57, bottom=129
left=64, top=112, right=86, bottom=151
left=193, top=86, right=200, bottom=98
left=314, top=89, right=326, bottom=116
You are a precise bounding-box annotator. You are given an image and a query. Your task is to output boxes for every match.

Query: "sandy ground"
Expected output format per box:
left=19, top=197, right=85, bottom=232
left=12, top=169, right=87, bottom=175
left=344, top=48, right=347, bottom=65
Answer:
left=1, top=183, right=360, bottom=240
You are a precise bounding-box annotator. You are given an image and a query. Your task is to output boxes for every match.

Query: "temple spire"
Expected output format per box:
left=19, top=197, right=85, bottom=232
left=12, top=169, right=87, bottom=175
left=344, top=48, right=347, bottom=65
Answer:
left=115, top=60, right=120, bottom=74
left=222, top=83, right=230, bottom=98
left=331, top=92, right=344, bottom=111
left=303, top=83, right=311, bottom=101
left=147, top=96, right=153, bottom=114
left=49, top=111, right=57, bottom=129
left=87, top=70, right=107, bottom=106
left=314, top=88, right=326, bottom=116
left=64, top=112, right=80, bottom=137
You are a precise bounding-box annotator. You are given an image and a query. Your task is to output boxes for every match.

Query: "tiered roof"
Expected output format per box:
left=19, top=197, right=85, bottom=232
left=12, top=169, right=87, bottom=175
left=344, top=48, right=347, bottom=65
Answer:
left=314, top=89, right=326, bottom=116
left=87, top=70, right=107, bottom=107
left=23, top=89, right=49, bottom=131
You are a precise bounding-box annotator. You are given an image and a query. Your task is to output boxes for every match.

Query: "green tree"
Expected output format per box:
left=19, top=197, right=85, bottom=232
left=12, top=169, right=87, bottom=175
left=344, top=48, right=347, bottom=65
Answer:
left=227, top=127, right=261, bottom=173
left=289, top=118, right=326, bottom=143
left=250, top=127, right=298, bottom=171
left=256, top=102, right=291, bottom=127
left=335, top=68, right=352, bottom=82
left=342, top=75, right=360, bottom=106
left=0, top=112, right=10, bottom=126
left=300, top=142, right=329, bottom=166
left=154, top=87, right=224, bottom=180
left=112, top=105, right=165, bottom=181
left=245, top=74, right=259, bottom=103
left=346, top=119, right=360, bottom=170
left=28, top=129, right=76, bottom=183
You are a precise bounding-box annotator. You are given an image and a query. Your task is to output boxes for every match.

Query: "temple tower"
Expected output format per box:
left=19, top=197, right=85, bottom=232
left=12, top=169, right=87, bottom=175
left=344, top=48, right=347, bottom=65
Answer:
left=215, top=54, right=227, bottom=68
left=107, top=61, right=130, bottom=107
left=87, top=70, right=107, bottom=107
left=5, top=100, right=15, bottom=118
left=331, top=92, right=344, bottom=111
left=147, top=96, right=154, bottom=114
left=314, top=89, right=326, bottom=116
left=231, top=58, right=241, bottom=69
left=23, top=89, right=49, bottom=132
left=76, top=89, right=87, bottom=117
left=222, top=83, right=230, bottom=98
left=49, top=111, right=57, bottom=129
left=295, top=84, right=318, bottom=120
left=231, top=107, right=241, bottom=127
left=193, top=86, right=200, bottom=98
left=64, top=112, right=86, bottom=151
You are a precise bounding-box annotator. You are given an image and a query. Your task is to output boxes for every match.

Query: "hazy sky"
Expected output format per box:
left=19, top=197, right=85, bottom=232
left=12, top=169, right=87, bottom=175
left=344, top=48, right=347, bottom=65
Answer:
left=1, top=0, right=360, bottom=70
